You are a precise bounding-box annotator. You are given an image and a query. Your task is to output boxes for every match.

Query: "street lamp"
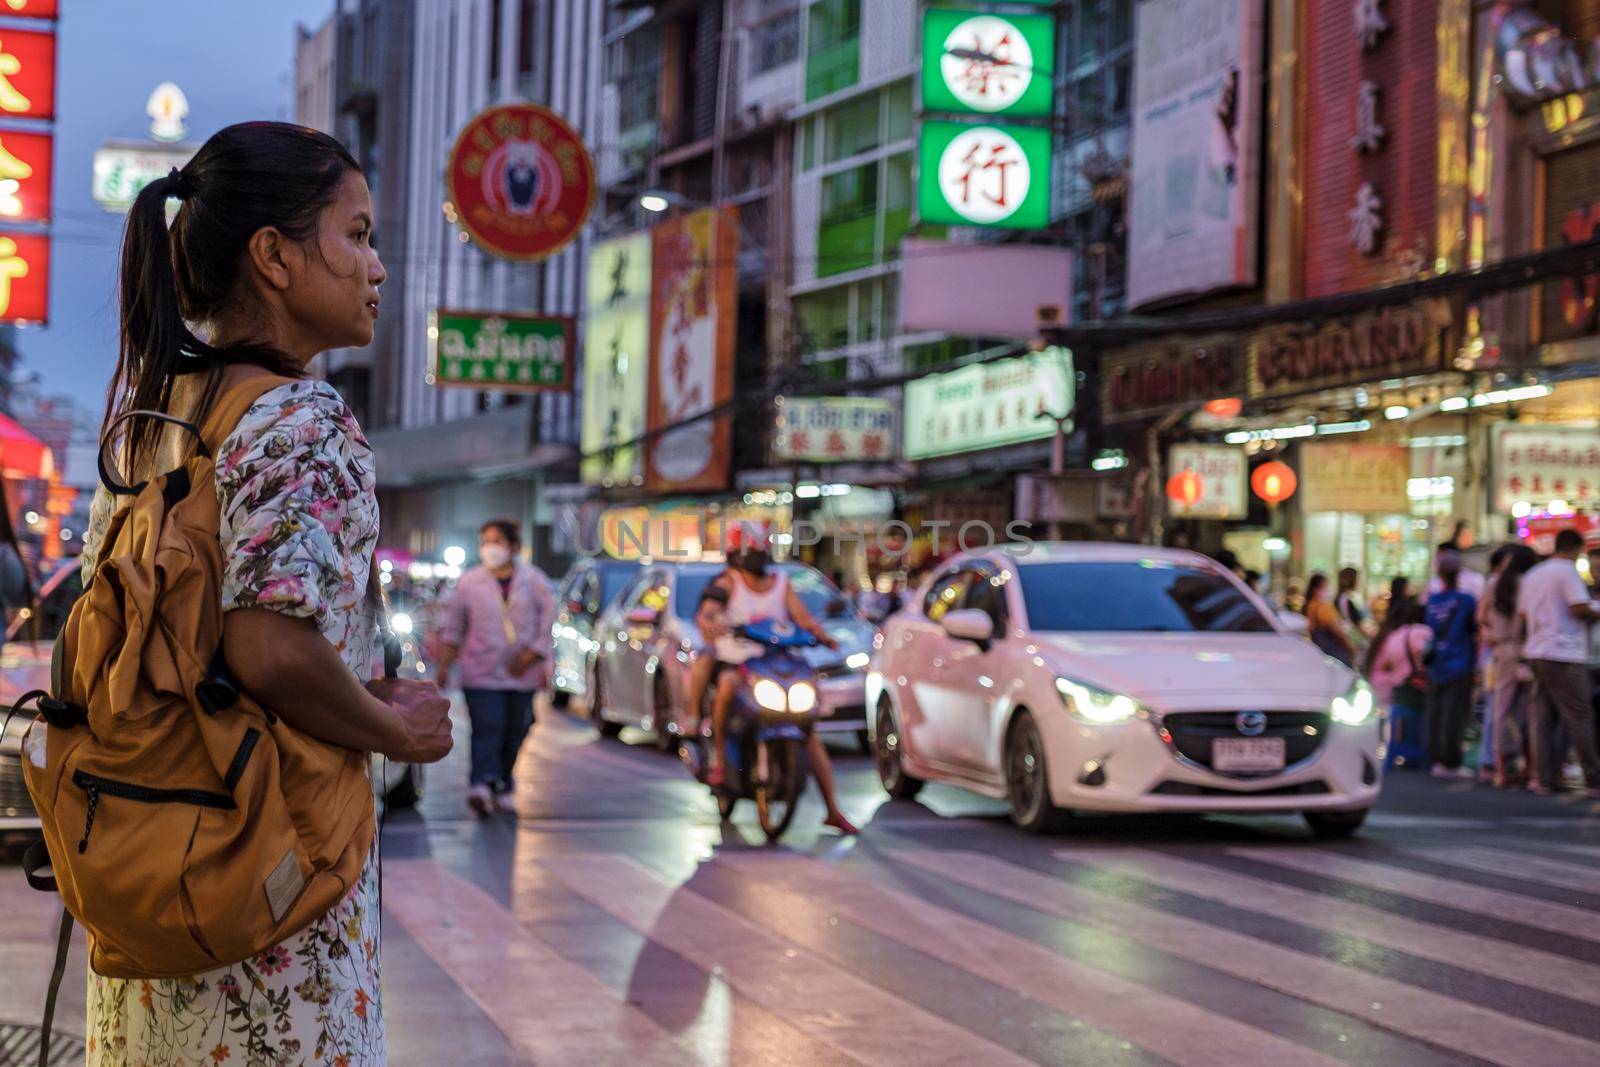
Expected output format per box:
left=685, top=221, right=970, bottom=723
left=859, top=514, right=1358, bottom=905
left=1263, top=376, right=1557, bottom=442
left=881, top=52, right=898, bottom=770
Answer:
left=638, top=193, right=672, bottom=214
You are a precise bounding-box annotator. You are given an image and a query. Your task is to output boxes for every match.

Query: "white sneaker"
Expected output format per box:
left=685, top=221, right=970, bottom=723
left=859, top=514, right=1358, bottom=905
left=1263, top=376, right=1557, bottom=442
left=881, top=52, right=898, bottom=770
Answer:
left=1453, top=766, right=1475, bottom=780
left=494, top=792, right=518, bottom=814
left=1429, top=763, right=1452, bottom=779
left=467, top=783, right=493, bottom=816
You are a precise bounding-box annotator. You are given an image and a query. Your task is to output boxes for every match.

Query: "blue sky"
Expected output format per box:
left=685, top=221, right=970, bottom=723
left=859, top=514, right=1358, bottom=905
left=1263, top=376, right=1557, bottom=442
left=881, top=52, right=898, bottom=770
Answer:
left=20, top=0, right=337, bottom=413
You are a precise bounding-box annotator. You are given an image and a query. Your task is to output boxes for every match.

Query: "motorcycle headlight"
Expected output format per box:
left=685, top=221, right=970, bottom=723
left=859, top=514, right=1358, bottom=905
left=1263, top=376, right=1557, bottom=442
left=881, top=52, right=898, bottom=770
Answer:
left=1331, top=680, right=1375, bottom=725
left=788, top=681, right=817, bottom=713
left=752, top=678, right=788, bottom=712
left=1056, top=677, right=1142, bottom=725
left=846, top=651, right=871, bottom=671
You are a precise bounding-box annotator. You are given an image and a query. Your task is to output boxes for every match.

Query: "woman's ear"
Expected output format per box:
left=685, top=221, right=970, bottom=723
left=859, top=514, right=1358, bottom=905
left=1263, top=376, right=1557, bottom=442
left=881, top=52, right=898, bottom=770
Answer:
left=245, top=226, right=295, bottom=292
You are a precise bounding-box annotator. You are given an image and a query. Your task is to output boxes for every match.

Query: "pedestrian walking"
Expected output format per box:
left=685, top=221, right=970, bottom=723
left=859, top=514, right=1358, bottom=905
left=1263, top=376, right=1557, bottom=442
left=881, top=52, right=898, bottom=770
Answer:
left=1516, top=529, right=1600, bottom=797
left=1424, top=547, right=1479, bottom=778
left=1478, top=544, right=1537, bottom=787
left=74, top=122, right=453, bottom=1065
left=1304, top=572, right=1358, bottom=667
left=437, top=519, right=557, bottom=816
left=1366, top=598, right=1430, bottom=769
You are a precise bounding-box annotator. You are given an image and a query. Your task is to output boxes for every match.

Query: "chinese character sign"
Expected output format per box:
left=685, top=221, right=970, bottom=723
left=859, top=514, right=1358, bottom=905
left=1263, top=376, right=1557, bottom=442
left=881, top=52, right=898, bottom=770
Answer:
left=0, top=28, right=56, bottom=121
left=646, top=207, right=737, bottom=493
left=0, top=129, right=50, bottom=222
left=0, top=231, right=49, bottom=324
left=773, top=397, right=897, bottom=463
left=582, top=232, right=652, bottom=486
left=922, top=10, right=1055, bottom=118
left=1493, top=425, right=1600, bottom=513
left=917, top=120, right=1051, bottom=229
left=427, top=311, right=573, bottom=392
left=1167, top=444, right=1247, bottom=519
left=0, top=0, right=60, bottom=19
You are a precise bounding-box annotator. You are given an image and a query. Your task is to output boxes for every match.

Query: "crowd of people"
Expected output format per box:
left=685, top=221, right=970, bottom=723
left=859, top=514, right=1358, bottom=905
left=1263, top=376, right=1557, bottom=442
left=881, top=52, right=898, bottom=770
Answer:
left=1301, top=529, right=1600, bottom=797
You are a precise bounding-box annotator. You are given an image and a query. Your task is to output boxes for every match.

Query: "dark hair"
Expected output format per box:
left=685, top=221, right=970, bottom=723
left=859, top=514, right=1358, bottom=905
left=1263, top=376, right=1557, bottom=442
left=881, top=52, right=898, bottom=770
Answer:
left=480, top=518, right=522, bottom=550
left=1492, top=543, right=1539, bottom=618
left=1337, top=566, right=1359, bottom=590
left=108, top=121, right=361, bottom=470
left=1556, top=528, right=1586, bottom=554
left=1302, top=572, right=1328, bottom=615
left=1364, top=594, right=1427, bottom=676
left=1388, top=576, right=1410, bottom=603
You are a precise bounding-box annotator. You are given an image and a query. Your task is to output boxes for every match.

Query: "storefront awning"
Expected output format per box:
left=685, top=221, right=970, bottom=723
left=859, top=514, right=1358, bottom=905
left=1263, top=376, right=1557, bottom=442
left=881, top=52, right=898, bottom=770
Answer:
left=0, top=414, right=53, bottom=480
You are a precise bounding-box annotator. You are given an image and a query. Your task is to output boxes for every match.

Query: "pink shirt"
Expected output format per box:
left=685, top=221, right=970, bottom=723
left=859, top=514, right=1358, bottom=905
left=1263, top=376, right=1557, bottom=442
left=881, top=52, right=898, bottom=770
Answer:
left=442, top=562, right=556, bottom=690
left=1368, top=624, right=1430, bottom=698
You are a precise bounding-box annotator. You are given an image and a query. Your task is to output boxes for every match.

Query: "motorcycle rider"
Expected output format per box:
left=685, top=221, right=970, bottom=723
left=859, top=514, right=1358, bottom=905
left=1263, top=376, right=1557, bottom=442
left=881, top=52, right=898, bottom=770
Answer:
left=685, top=525, right=859, bottom=834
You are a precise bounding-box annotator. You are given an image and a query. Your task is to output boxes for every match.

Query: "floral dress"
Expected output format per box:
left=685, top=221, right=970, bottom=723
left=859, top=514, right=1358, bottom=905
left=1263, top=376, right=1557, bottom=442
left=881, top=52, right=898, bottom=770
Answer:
left=80, top=379, right=386, bottom=1066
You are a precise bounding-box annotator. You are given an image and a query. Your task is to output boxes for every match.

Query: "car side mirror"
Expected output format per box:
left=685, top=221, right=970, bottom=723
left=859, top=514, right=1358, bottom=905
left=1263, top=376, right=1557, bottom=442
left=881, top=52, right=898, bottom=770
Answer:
left=1278, top=611, right=1310, bottom=636
left=625, top=607, right=660, bottom=627
left=941, top=608, right=994, bottom=644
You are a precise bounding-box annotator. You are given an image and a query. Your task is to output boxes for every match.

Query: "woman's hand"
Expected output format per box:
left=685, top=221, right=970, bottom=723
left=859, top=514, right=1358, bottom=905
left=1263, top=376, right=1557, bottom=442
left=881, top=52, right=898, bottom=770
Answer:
left=367, top=678, right=454, bottom=764
left=509, top=648, right=543, bottom=676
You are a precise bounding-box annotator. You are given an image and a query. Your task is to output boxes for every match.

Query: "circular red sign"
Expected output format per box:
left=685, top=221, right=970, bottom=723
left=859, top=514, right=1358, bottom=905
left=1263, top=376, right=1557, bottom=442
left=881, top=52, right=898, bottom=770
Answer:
left=446, top=103, right=596, bottom=261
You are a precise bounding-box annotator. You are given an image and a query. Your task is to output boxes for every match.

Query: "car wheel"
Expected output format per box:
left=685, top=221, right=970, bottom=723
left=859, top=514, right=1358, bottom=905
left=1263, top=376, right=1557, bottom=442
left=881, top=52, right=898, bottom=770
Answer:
left=856, top=728, right=872, bottom=755
left=874, top=702, right=924, bottom=800
left=550, top=688, right=571, bottom=711
left=1304, top=808, right=1369, bottom=838
left=653, top=676, right=678, bottom=753
left=591, top=671, right=623, bottom=739
left=1005, top=710, right=1068, bottom=833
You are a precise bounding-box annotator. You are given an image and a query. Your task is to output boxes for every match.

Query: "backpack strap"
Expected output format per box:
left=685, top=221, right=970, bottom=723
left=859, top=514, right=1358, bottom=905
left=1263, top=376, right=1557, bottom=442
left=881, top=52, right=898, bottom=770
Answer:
left=198, top=371, right=299, bottom=454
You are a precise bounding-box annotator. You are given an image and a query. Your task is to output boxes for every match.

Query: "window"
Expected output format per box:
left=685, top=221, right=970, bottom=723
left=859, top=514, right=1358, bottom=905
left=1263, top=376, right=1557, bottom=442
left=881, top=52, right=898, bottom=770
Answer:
left=819, top=162, right=878, bottom=275
left=823, top=92, right=880, bottom=164
left=1017, top=561, right=1274, bottom=633
left=885, top=81, right=914, bottom=143
left=965, top=568, right=1010, bottom=632
left=796, top=288, right=851, bottom=350
left=923, top=569, right=974, bottom=623
left=751, top=11, right=800, bottom=73
left=821, top=162, right=876, bottom=223
left=806, top=0, right=861, bottom=100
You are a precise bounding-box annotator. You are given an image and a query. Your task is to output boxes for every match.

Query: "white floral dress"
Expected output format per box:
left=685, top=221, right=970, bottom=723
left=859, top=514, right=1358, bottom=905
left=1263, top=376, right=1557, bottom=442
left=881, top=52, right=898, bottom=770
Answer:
left=80, top=379, right=386, bottom=1066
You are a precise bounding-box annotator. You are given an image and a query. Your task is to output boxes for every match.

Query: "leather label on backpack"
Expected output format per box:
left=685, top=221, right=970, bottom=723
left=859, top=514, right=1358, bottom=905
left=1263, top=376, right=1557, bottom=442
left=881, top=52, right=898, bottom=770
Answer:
left=264, top=850, right=305, bottom=923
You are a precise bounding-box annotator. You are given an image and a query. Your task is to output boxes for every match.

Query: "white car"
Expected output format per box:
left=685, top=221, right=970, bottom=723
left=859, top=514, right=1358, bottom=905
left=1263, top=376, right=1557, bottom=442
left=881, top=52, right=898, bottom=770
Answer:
left=869, top=543, right=1382, bottom=837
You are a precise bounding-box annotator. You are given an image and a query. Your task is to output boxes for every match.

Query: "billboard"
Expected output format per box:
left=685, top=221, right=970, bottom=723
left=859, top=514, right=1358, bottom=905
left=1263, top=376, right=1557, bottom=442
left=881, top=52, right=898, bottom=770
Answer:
left=898, top=237, right=1072, bottom=337
left=645, top=208, right=737, bottom=493
left=1299, top=443, right=1410, bottom=514
left=581, top=232, right=651, bottom=486
left=916, top=120, right=1052, bottom=230
left=1126, top=0, right=1263, bottom=307
left=921, top=9, right=1056, bottom=119
left=91, top=142, right=195, bottom=214
left=773, top=397, right=897, bottom=463
left=903, top=347, right=1073, bottom=461
left=427, top=311, right=573, bottom=392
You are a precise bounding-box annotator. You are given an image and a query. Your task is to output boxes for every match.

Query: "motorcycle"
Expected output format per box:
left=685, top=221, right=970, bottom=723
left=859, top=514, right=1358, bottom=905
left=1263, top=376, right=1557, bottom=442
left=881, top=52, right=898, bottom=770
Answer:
left=681, top=620, right=821, bottom=842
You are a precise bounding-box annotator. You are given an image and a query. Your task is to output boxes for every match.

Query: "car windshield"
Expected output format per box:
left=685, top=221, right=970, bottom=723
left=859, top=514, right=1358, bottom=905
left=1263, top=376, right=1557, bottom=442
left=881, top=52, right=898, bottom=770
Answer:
left=1018, top=560, right=1274, bottom=633
left=670, top=565, right=855, bottom=621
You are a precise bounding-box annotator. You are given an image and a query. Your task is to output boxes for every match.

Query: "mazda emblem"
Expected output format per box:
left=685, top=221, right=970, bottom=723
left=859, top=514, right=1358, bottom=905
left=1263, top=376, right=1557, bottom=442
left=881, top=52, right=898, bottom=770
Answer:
left=1235, top=711, right=1268, bottom=737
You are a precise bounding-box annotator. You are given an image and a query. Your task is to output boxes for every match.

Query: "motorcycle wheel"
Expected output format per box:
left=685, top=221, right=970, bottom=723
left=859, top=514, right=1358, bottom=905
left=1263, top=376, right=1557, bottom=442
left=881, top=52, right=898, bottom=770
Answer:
left=755, top=738, right=807, bottom=841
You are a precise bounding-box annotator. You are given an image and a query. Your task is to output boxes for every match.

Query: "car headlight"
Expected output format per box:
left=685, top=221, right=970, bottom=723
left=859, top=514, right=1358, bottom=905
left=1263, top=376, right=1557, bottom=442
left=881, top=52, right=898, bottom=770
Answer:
left=392, top=612, right=414, bottom=635
left=1056, top=677, right=1142, bottom=725
left=1331, top=680, right=1375, bottom=725
left=845, top=651, right=870, bottom=671
left=752, top=678, right=787, bottom=712
left=788, top=681, right=817, bottom=713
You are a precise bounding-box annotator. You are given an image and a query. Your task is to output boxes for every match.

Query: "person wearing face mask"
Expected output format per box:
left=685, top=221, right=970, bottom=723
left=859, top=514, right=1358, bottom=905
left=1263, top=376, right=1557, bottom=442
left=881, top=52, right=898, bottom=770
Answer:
left=685, top=524, right=858, bottom=834
left=437, top=519, right=556, bottom=815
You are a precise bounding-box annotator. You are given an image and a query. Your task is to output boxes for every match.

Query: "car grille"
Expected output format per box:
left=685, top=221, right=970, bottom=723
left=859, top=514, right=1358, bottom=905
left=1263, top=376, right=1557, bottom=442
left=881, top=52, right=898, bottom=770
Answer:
left=824, top=703, right=865, bottom=723
left=1161, top=711, right=1328, bottom=775
left=1150, top=779, right=1330, bottom=797
left=0, top=757, right=37, bottom=820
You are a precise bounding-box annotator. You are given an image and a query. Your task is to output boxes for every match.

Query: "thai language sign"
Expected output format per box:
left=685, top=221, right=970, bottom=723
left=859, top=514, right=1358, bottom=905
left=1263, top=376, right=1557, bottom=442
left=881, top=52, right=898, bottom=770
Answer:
left=773, top=397, right=897, bottom=463
left=904, top=348, right=1073, bottom=460
left=1492, top=425, right=1600, bottom=513
left=427, top=310, right=573, bottom=392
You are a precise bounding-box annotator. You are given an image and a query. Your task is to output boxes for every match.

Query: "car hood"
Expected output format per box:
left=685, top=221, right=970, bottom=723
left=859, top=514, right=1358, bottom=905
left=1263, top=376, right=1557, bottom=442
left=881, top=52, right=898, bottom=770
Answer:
left=1030, top=632, right=1353, bottom=703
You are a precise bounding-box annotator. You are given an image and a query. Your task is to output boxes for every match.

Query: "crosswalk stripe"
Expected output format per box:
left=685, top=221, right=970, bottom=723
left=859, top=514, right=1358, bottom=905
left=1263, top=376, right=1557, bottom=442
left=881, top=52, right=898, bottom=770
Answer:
left=1059, top=848, right=1600, bottom=1009
left=896, top=849, right=1600, bottom=1067
left=542, top=855, right=1035, bottom=1067
left=384, top=858, right=702, bottom=1067
left=1419, top=846, right=1600, bottom=895
left=1227, top=848, right=1600, bottom=943
left=717, top=852, right=1345, bottom=1067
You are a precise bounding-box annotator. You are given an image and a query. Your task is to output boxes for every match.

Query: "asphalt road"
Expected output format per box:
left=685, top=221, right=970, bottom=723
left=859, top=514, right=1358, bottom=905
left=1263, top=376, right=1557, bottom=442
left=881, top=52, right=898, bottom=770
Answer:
left=4, top=699, right=1599, bottom=1066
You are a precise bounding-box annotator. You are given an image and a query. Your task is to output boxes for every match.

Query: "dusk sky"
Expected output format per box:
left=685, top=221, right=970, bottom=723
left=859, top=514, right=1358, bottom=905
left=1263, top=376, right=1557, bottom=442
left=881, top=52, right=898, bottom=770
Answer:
left=21, top=0, right=336, bottom=414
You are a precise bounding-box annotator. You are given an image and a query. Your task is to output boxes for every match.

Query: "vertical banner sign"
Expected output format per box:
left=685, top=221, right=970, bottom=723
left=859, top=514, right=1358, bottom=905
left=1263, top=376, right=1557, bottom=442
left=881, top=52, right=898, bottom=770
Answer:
left=0, top=28, right=56, bottom=121
left=917, top=119, right=1052, bottom=229
left=646, top=208, right=737, bottom=493
left=0, top=231, right=50, bottom=324
left=0, top=129, right=50, bottom=222
left=0, top=1, right=60, bottom=19
left=582, top=232, right=652, bottom=486
left=921, top=10, right=1056, bottom=118
left=1126, top=0, right=1264, bottom=307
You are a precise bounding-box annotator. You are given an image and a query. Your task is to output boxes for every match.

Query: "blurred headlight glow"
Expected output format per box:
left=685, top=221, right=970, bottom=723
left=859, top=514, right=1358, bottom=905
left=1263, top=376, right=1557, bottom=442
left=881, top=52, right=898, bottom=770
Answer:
left=392, top=613, right=415, bottom=635
left=846, top=652, right=870, bottom=671
left=788, top=681, right=817, bottom=713
left=752, top=679, right=787, bottom=712
left=1056, top=677, right=1141, bottom=724
left=1331, top=680, right=1375, bottom=725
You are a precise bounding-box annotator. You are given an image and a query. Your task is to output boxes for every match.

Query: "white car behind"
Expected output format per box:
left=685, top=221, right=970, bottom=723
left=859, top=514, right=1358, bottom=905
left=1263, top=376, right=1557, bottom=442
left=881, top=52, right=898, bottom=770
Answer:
left=869, top=543, right=1382, bottom=836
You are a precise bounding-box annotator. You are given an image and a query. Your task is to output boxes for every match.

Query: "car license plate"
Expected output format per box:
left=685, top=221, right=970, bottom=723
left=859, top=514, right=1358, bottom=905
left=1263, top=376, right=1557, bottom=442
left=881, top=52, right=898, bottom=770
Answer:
left=1212, top=737, right=1286, bottom=773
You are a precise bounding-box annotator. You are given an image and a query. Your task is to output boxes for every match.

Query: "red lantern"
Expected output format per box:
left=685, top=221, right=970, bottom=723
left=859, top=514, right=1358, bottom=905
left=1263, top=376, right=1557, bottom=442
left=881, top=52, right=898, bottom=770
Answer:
left=1251, top=461, right=1298, bottom=505
left=1167, top=469, right=1204, bottom=507
left=1203, top=397, right=1243, bottom=419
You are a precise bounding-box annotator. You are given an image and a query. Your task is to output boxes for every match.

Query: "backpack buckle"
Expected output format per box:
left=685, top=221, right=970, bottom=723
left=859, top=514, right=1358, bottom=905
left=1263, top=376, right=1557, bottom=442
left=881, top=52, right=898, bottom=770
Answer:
left=195, top=676, right=239, bottom=715
left=36, top=696, right=87, bottom=730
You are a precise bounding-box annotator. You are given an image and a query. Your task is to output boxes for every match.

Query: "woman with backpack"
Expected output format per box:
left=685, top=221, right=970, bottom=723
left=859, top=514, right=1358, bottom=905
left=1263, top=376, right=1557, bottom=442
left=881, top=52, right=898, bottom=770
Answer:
left=71, top=123, right=453, bottom=1065
left=1365, top=598, right=1430, bottom=769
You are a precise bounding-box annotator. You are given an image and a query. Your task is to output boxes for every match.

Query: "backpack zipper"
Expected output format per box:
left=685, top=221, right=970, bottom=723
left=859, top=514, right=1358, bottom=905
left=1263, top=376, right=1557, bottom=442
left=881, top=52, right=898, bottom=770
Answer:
left=71, top=770, right=236, bottom=853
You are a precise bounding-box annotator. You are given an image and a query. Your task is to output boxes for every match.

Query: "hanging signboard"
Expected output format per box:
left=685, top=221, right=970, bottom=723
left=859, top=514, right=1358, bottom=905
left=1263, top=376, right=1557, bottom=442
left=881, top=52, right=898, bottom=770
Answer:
left=0, top=28, right=56, bottom=122
left=91, top=141, right=195, bottom=214
left=1101, top=334, right=1244, bottom=424
left=1, top=0, right=58, bottom=18
left=773, top=397, right=897, bottom=463
left=0, top=230, right=48, bottom=325
left=581, top=232, right=652, bottom=486
left=426, top=310, right=574, bottom=392
left=921, top=9, right=1056, bottom=119
left=1167, top=443, right=1247, bottom=520
left=0, top=129, right=50, bottom=223
left=904, top=347, right=1073, bottom=461
left=916, top=120, right=1052, bottom=229
left=645, top=207, right=737, bottom=493
left=1246, top=297, right=1453, bottom=401
left=445, top=103, right=596, bottom=261
left=1492, top=424, right=1600, bottom=514
left=1298, top=443, right=1410, bottom=514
